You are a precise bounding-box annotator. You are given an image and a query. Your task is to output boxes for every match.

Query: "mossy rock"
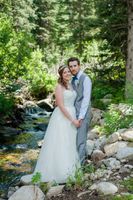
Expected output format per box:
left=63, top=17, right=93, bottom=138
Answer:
left=13, top=133, right=33, bottom=144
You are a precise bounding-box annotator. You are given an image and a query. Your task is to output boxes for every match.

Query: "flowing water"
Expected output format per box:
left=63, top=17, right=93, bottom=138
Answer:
left=0, top=106, right=51, bottom=196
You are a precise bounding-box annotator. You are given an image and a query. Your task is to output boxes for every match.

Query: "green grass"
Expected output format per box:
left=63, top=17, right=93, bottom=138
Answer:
left=66, top=167, right=85, bottom=189
left=82, top=163, right=96, bottom=174
left=121, top=178, right=133, bottom=192
left=111, top=194, right=133, bottom=200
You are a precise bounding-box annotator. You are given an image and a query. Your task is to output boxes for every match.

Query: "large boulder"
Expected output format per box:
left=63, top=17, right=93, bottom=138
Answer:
left=37, top=99, right=54, bottom=112
left=115, top=147, right=133, bottom=160
left=91, top=149, right=105, bottom=163
left=90, top=182, right=118, bottom=195
left=104, top=141, right=128, bottom=157
left=86, top=140, right=95, bottom=156
left=107, top=132, right=120, bottom=144
left=120, top=129, right=133, bottom=142
left=87, top=127, right=99, bottom=140
left=8, top=185, right=45, bottom=200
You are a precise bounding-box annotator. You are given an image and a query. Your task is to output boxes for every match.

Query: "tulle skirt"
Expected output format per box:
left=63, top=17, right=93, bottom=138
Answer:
left=22, top=106, right=80, bottom=183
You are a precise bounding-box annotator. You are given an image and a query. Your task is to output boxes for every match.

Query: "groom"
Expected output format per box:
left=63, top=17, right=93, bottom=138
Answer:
left=68, top=57, right=92, bottom=164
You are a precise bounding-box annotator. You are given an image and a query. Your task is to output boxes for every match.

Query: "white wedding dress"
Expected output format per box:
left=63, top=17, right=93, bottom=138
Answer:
left=21, top=89, right=80, bottom=184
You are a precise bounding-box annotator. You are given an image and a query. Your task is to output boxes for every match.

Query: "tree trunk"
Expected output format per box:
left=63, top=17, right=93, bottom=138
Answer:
left=125, top=0, right=133, bottom=99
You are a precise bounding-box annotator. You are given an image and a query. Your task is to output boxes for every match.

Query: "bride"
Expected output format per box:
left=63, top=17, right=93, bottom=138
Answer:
left=21, top=65, right=80, bottom=184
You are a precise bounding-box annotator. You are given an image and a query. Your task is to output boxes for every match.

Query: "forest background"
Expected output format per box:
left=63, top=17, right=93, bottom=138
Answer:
left=0, top=0, right=132, bottom=122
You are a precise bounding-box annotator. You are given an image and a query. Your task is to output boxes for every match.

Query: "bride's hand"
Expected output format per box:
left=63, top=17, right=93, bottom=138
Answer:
left=72, top=119, right=80, bottom=128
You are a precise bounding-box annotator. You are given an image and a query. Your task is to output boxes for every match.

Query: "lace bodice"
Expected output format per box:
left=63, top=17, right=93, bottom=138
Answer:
left=63, top=89, right=77, bottom=107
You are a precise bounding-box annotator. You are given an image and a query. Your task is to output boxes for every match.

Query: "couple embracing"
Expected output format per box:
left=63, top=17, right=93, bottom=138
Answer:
left=21, top=57, right=92, bottom=184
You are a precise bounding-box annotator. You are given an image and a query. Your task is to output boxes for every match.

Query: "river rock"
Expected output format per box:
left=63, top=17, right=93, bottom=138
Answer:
left=120, top=129, right=133, bottom=142
left=119, top=166, right=131, bottom=174
left=94, top=135, right=107, bottom=150
left=115, top=147, right=133, bottom=160
left=87, top=128, right=99, bottom=140
left=24, top=101, right=37, bottom=108
left=90, top=169, right=108, bottom=180
left=90, top=182, right=118, bottom=195
left=104, top=141, right=128, bottom=157
left=91, top=108, right=104, bottom=125
left=107, top=132, right=120, bottom=144
left=86, top=140, right=95, bottom=156
left=8, top=185, right=45, bottom=200
left=118, top=103, right=133, bottom=115
left=46, top=185, right=64, bottom=198
left=23, top=101, right=41, bottom=114
left=37, top=123, right=48, bottom=131
left=91, top=150, right=105, bottom=163
left=102, top=158, right=121, bottom=170
left=7, top=190, right=15, bottom=199
left=37, top=99, right=54, bottom=112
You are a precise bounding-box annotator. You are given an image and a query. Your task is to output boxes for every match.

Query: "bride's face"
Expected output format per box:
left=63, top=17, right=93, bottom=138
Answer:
left=62, top=68, right=72, bottom=82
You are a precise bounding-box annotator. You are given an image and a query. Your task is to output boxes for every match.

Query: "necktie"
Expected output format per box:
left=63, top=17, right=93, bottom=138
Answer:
left=72, top=76, right=78, bottom=81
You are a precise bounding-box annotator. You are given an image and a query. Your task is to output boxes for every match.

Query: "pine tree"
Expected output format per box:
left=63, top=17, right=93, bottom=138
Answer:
left=33, top=0, right=57, bottom=48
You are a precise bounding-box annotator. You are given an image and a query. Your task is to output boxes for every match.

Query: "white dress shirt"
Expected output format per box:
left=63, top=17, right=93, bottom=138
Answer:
left=76, top=70, right=92, bottom=120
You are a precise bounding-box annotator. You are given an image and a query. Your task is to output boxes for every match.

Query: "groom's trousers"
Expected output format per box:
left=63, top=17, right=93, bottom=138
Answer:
left=76, top=105, right=91, bottom=164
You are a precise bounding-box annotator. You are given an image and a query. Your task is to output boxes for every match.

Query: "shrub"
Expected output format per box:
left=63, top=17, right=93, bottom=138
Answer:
left=24, top=49, right=56, bottom=99
left=31, top=172, right=42, bottom=185
left=92, top=80, right=124, bottom=110
left=82, top=163, right=96, bottom=174
left=121, top=178, right=133, bottom=192
left=0, top=93, right=14, bottom=119
left=102, top=104, right=133, bottom=135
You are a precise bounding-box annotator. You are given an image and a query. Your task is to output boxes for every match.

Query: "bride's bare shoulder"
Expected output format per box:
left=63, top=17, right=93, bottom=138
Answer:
left=55, top=84, right=64, bottom=93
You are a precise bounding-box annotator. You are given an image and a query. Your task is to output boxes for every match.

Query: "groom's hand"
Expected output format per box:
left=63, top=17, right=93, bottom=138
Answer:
left=78, top=119, right=83, bottom=126
left=72, top=119, right=80, bottom=128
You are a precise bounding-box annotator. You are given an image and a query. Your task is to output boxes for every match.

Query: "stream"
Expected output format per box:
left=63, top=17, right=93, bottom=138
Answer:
left=0, top=105, right=52, bottom=197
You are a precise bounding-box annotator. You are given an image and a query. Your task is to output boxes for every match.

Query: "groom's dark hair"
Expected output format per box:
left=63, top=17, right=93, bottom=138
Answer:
left=67, top=57, right=80, bottom=66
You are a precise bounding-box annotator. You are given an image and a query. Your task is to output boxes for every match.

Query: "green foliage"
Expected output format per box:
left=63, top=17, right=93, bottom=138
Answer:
left=0, top=0, right=128, bottom=115
left=13, top=133, right=33, bottom=144
left=92, top=81, right=116, bottom=100
left=111, top=194, right=133, bottom=200
left=94, top=0, right=127, bottom=55
left=31, top=172, right=42, bottom=185
left=11, top=0, right=36, bottom=32
left=1, top=0, right=37, bottom=32
left=82, top=163, right=96, bottom=174
left=0, top=13, right=35, bottom=84
left=24, top=49, right=56, bottom=99
left=33, top=0, right=57, bottom=48
left=66, top=167, right=85, bottom=189
left=92, top=79, right=124, bottom=109
left=31, top=172, right=52, bottom=194
left=87, top=0, right=127, bottom=87
left=39, top=182, right=49, bottom=194
left=0, top=93, right=14, bottom=118
left=121, top=178, right=133, bottom=192
left=102, top=104, right=133, bottom=135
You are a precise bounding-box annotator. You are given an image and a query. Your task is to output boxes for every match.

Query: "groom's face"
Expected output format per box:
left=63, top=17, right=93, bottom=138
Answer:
left=68, top=61, right=80, bottom=76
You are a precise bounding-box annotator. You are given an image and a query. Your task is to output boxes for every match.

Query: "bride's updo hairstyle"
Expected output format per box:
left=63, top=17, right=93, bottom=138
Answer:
left=58, top=65, right=68, bottom=89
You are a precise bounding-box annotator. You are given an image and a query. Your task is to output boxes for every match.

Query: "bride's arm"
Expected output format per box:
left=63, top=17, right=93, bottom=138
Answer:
left=55, top=84, right=79, bottom=126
